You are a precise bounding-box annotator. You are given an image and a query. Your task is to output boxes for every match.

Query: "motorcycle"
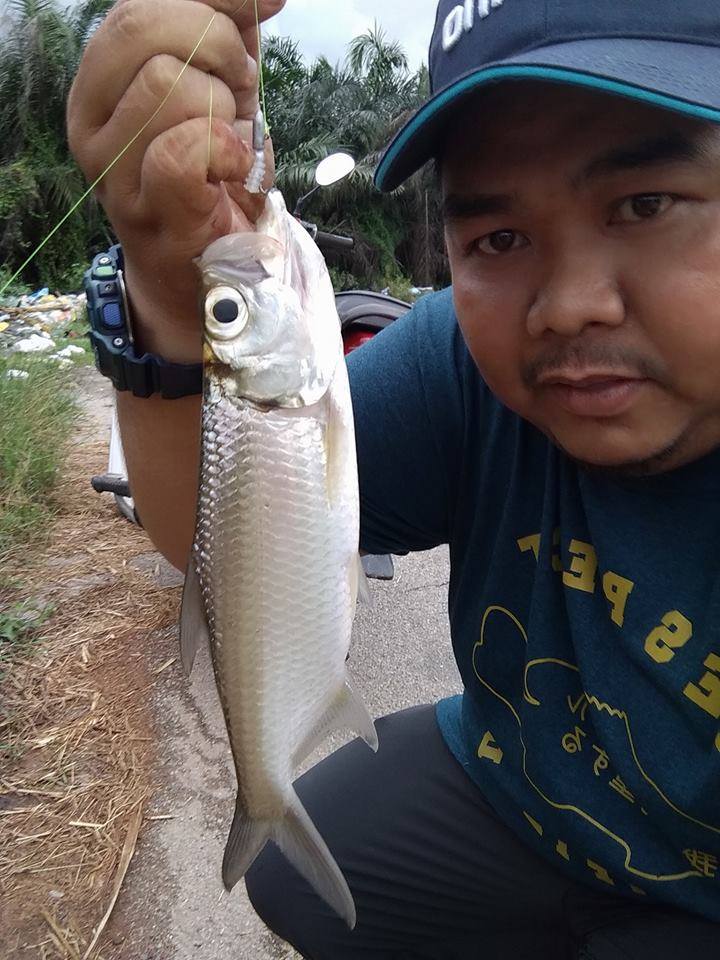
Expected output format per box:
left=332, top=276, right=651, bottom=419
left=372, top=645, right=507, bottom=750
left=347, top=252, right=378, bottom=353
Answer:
left=92, top=153, right=411, bottom=580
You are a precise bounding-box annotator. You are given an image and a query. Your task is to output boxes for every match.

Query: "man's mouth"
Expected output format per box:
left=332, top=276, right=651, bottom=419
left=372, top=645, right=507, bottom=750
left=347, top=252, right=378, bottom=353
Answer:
left=537, top=371, right=648, bottom=417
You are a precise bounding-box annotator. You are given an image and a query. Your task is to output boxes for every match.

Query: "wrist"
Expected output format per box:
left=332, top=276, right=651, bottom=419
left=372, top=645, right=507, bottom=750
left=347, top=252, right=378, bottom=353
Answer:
left=124, top=268, right=203, bottom=365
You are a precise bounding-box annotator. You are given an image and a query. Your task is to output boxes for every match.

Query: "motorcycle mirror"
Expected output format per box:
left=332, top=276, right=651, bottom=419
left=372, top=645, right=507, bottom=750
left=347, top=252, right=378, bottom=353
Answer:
left=315, top=152, right=355, bottom=187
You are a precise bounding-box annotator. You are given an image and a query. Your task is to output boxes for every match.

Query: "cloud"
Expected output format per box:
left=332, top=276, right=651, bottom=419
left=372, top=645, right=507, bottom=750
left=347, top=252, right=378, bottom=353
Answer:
left=268, top=0, right=438, bottom=70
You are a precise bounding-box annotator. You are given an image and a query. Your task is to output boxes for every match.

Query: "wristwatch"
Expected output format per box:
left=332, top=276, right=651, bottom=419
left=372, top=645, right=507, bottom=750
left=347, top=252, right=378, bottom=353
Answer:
left=84, top=245, right=203, bottom=398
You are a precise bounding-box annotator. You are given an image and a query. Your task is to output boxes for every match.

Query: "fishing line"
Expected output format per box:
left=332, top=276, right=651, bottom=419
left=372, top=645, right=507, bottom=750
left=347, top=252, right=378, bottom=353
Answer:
left=1, top=0, right=259, bottom=297
left=254, top=0, right=268, bottom=131
left=243, top=0, right=268, bottom=192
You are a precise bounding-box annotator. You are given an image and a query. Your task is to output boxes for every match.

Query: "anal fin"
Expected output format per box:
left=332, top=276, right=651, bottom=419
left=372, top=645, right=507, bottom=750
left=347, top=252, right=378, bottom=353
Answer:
left=292, top=680, right=378, bottom=768
left=355, top=553, right=373, bottom=606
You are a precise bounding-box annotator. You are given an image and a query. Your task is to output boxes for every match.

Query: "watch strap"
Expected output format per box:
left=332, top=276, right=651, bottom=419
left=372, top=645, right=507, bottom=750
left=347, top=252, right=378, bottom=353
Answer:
left=84, top=245, right=203, bottom=399
left=89, top=332, right=203, bottom=399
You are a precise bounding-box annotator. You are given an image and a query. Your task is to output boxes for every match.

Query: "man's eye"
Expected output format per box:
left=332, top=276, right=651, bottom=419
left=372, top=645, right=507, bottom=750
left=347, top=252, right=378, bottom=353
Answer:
left=613, top=193, right=675, bottom=223
left=474, top=230, right=529, bottom=255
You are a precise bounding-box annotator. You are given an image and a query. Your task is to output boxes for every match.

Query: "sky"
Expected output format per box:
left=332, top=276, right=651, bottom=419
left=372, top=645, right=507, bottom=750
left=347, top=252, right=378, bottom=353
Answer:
left=267, top=1, right=439, bottom=70
left=44, top=1, right=440, bottom=71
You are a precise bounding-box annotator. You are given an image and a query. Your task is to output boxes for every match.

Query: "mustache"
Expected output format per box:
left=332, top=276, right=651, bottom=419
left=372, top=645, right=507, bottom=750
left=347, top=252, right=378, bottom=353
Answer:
left=522, top=343, right=665, bottom=389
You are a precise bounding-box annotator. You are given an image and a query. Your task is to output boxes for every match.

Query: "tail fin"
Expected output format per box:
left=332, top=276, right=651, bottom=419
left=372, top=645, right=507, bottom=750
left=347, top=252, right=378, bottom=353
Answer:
left=275, top=790, right=356, bottom=929
left=222, top=790, right=356, bottom=930
left=222, top=798, right=271, bottom=891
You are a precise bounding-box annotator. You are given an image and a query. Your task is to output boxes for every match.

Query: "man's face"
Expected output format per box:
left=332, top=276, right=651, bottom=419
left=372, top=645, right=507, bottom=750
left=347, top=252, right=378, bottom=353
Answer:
left=443, top=83, right=720, bottom=473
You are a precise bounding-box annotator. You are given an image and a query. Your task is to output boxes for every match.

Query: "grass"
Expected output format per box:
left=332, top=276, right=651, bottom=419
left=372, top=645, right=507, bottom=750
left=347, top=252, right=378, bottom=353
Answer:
left=0, top=355, right=78, bottom=560
left=55, top=300, right=94, bottom=362
left=0, top=599, right=53, bottom=680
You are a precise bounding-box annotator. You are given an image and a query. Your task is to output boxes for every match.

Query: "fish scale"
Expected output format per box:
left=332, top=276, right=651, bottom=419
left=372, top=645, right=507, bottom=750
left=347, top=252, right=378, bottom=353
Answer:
left=196, top=391, right=357, bottom=837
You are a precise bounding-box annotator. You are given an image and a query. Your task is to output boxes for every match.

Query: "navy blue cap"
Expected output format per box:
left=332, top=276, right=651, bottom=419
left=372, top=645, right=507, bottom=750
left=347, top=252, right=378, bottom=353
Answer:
left=374, top=0, right=720, bottom=192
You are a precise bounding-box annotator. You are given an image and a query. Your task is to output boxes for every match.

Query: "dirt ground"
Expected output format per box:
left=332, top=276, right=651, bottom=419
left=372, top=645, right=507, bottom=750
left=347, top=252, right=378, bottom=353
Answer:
left=1, top=368, right=183, bottom=958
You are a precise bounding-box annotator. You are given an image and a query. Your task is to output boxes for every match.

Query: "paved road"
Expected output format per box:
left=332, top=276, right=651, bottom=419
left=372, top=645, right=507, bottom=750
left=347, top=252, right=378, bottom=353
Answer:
left=113, top=548, right=460, bottom=960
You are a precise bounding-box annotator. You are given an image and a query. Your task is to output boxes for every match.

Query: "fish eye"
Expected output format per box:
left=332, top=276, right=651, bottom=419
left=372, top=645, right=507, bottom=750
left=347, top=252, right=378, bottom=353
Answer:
left=204, top=286, right=249, bottom=340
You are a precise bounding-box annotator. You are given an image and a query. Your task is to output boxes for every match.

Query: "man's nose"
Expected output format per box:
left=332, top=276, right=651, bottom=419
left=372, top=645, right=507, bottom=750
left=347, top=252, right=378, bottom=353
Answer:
left=526, top=249, right=625, bottom=339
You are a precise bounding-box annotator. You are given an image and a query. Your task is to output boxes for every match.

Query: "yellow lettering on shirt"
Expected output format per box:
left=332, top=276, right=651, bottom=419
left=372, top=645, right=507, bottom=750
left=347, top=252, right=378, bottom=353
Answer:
left=477, top=731, right=503, bottom=764
left=684, top=653, right=720, bottom=719
left=562, top=540, right=598, bottom=594
left=556, top=840, right=570, bottom=861
left=602, top=571, right=634, bottom=627
left=683, top=849, right=718, bottom=878
left=517, top=533, right=541, bottom=562
left=587, top=860, right=614, bottom=885
left=523, top=812, right=543, bottom=836
left=643, top=611, right=692, bottom=664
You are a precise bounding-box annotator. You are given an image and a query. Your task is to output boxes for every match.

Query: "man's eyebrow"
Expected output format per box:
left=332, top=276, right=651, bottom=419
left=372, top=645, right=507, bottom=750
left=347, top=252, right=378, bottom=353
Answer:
left=441, top=192, right=516, bottom=221
left=578, top=132, right=708, bottom=183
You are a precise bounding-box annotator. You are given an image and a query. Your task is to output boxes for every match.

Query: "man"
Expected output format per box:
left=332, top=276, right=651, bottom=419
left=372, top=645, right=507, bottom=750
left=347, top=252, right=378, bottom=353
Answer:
left=68, top=1, right=720, bottom=956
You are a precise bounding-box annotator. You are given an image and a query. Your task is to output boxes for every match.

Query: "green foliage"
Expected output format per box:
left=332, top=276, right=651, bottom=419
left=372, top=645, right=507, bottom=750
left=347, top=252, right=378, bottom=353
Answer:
left=0, top=0, right=113, bottom=289
left=0, top=5, right=448, bottom=294
left=0, top=599, right=53, bottom=675
left=0, top=263, right=29, bottom=302
left=328, top=267, right=360, bottom=292
left=0, top=355, right=78, bottom=559
left=378, top=273, right=416, bottom=303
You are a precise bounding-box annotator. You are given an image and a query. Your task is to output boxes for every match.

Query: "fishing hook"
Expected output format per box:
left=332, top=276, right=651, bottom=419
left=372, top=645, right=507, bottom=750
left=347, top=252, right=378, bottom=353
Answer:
left=244, top=106, right=267, bottom=194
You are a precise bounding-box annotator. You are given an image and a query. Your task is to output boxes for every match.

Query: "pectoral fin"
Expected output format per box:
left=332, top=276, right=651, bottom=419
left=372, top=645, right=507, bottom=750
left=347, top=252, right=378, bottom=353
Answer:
left=355, top=554, right=373, bottom=606
left=179, top=561, right=210, bottom=676
left=349, top=552, right=373, bottom=612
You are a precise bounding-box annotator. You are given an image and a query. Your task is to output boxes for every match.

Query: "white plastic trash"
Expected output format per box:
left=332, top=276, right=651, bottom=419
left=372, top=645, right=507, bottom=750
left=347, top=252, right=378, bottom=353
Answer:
left=6, top=369, right=30, bottom=380
left=55, top=345, right=85, bottom=358
left=11, top=334, right=56, bottom=353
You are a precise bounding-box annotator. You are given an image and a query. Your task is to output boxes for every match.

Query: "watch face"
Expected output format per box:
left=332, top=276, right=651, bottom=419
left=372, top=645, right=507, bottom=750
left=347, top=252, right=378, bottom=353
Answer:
left=117, top=269, right=135, bottom=344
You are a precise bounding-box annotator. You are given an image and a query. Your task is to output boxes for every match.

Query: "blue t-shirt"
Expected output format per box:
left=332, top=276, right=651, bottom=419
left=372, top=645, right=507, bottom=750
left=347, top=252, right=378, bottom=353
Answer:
left=347, top=288, right=720, bottom=923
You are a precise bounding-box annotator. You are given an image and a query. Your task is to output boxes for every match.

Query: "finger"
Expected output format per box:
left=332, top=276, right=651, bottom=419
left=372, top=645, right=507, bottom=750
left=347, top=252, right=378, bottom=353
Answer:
left=224, top=1, right=288, bottom=119
left=69, top=0, right=251, bottom=132
left=202, top=0, right=287, bottom=32
left=88, top=59, right=237, bottom=198
left=138, top=117, right=262, bottom=237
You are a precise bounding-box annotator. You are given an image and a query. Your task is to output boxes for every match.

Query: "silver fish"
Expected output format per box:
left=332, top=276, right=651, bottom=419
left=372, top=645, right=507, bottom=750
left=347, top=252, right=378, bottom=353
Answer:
left=180, top=189, right=377, bottom=929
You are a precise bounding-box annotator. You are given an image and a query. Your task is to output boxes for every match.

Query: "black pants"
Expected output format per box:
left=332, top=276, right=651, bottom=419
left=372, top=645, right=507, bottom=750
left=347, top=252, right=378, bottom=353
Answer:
left=245, top=705, right=720, bottom=959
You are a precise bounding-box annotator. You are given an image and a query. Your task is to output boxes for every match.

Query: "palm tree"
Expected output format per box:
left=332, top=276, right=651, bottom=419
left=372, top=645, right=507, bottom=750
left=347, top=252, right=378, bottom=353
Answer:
left=0, top=0, right=113, bottom=288
left=0, top=10, right=448, bottom=292
left=264, top=26, right=448, bottom=290
left=347, top=22, right=409, bottom=102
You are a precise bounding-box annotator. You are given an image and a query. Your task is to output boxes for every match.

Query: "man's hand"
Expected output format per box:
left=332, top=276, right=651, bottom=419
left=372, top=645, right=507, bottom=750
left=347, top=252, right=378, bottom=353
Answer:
left=67, top=0, right=286, bottom=361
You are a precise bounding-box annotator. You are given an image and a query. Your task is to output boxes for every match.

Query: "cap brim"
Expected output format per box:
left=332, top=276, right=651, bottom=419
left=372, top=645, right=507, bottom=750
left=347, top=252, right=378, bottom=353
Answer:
left=374, top=38, right=720, bottom=193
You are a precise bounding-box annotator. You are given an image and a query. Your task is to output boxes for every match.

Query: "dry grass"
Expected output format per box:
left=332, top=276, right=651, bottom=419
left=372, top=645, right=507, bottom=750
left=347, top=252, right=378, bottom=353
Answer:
left=0, top=433, right=181, bottom=957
